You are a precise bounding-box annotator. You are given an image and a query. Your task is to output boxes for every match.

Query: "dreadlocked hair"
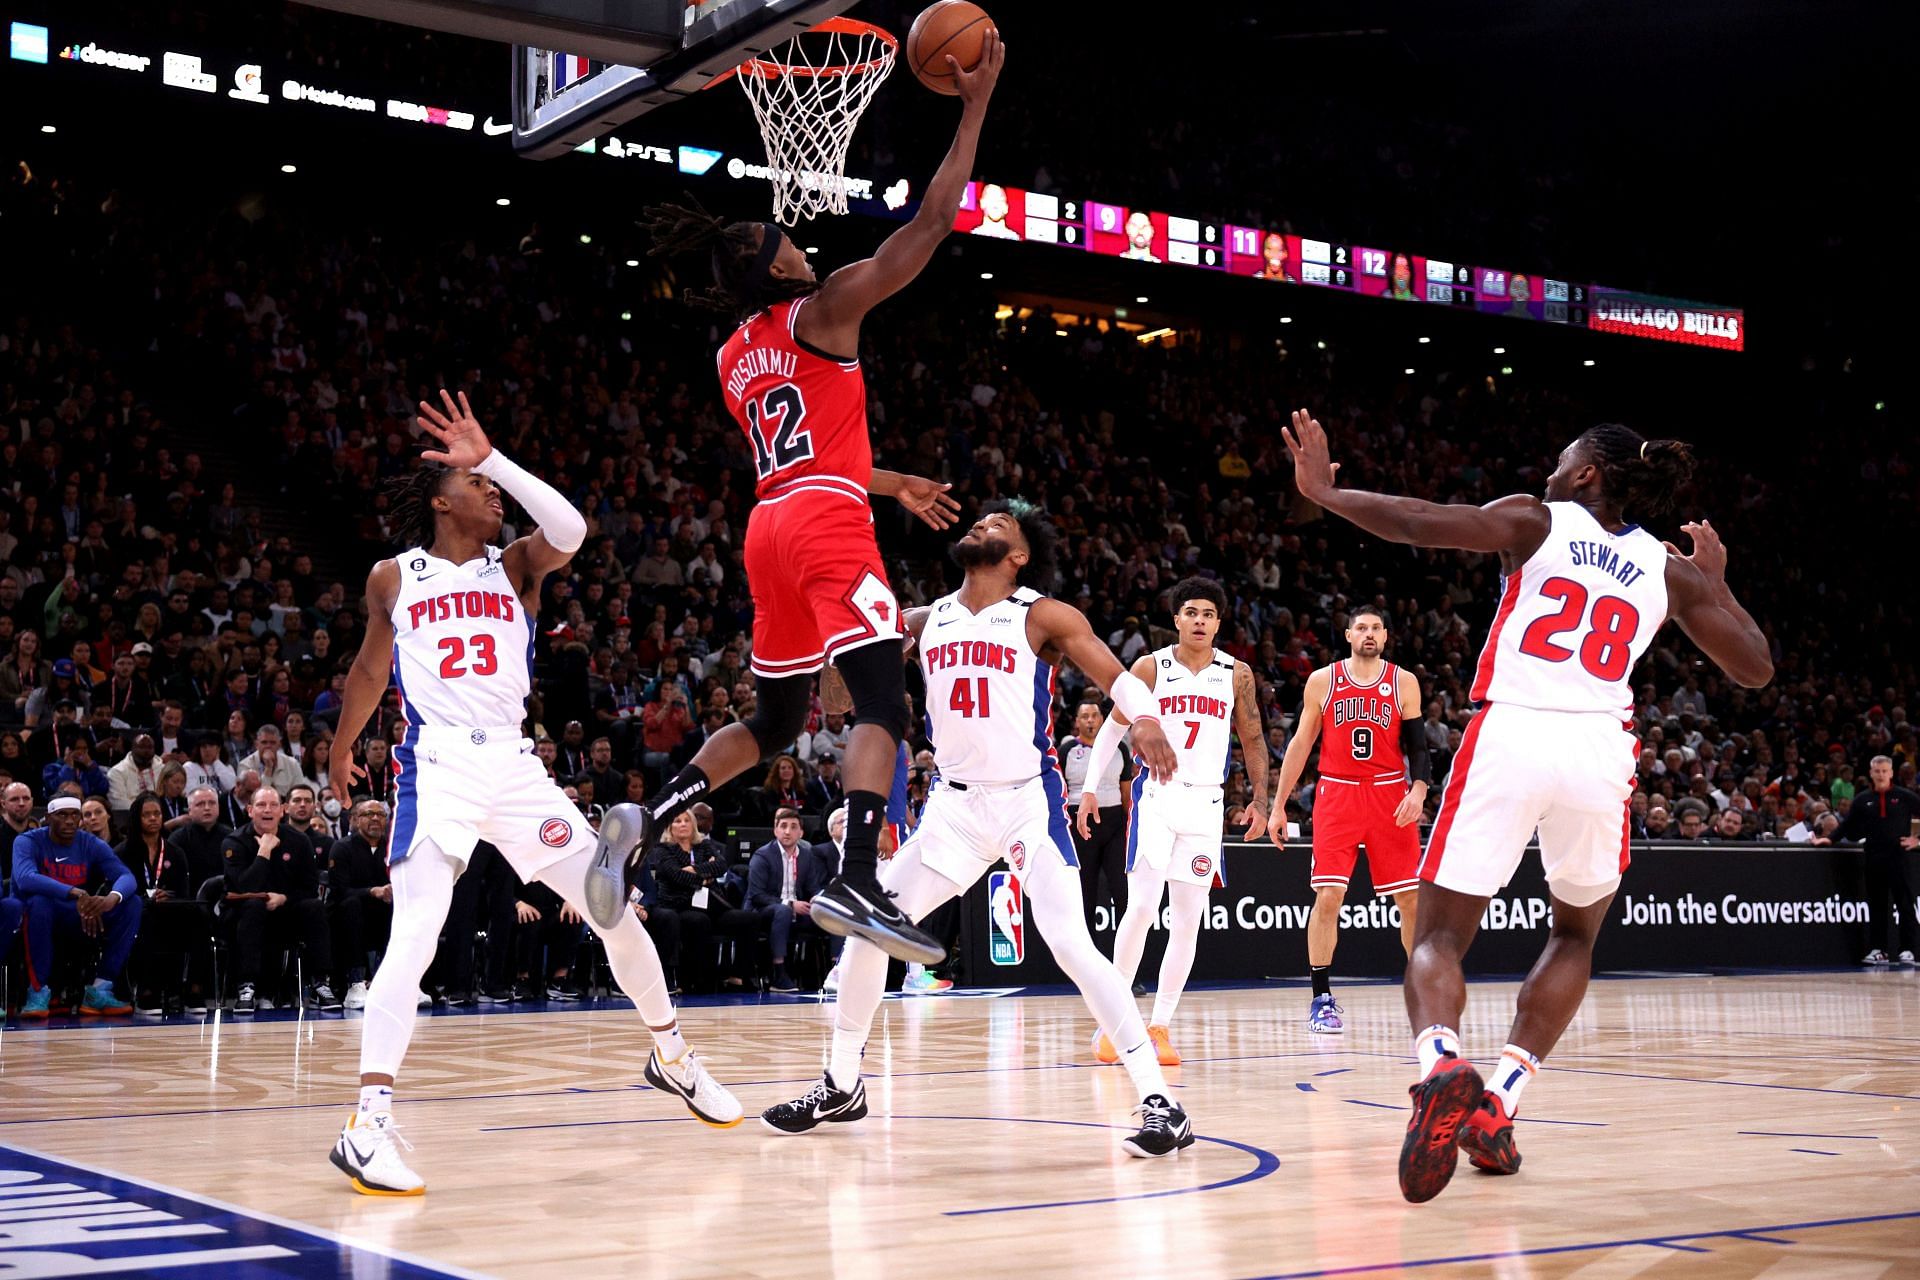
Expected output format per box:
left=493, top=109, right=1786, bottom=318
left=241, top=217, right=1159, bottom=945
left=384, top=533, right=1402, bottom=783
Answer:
left=383, top=462, right=456, bottom=550
left=982, top=497, right=1061, bottom=594
left=638, top=196, right=814, bottom=318
left=1577, top=423, right=1696, bottom=519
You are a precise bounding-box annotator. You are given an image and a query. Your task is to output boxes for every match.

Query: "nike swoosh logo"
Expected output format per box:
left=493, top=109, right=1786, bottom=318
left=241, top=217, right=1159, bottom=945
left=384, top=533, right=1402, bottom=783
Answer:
left=416, top=573, right=439, bottom=582
left=482, top=117, right=513, bottom=136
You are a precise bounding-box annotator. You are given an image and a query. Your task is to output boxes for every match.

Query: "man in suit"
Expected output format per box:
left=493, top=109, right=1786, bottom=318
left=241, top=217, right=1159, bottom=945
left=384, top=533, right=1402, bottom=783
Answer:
left=743, top=807, right=830, bottom=993
left=221, top=785, right=338, bottom=1013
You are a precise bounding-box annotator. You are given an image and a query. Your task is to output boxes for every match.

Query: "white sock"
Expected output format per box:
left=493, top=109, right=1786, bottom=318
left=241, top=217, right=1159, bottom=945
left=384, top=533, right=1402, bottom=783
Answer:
left=650, top=1020, right=689, bottom=1063
left=1120, top=1036, right=1170, bottom=1101
left=905, top=963, right=925, bottom=981
left=829, top=1027, right=866, bottom=1092
left=1414, top=1025, right=1461, bottom=1075
left=1487, top=1043, right=1539, bottom=1115
left=357, top=1085, right=393, bottom=1118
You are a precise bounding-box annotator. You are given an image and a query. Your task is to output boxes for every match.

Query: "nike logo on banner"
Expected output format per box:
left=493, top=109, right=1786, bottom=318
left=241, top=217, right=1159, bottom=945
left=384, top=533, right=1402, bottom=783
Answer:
left=482, top=117, right=513, bottom=136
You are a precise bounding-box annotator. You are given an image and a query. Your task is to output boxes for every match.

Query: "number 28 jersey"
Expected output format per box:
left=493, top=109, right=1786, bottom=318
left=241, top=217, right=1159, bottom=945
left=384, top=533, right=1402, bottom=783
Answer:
left=389, top=546, right=533, bottom=729
left=717, top=295, right=872, bottom=503
left=1472, top=501, right=1670, bottom=718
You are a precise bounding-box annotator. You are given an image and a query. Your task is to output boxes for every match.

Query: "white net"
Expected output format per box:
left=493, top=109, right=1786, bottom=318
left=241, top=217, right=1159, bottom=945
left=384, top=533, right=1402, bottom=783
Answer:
left=735, top=21, right=896, bottom=225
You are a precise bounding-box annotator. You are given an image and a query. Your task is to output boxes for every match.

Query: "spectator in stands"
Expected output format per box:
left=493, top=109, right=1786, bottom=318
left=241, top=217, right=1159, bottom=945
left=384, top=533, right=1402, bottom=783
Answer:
left=639, top=678, right=694, bottom=785
left=806, top=754, right=845, bottom=815
left=285, top=781, right=335, bottom=846
left=326, top=799, right=392, bottom=1011
left=352, top=737, right=393, bottom=806
left=1645, top=805, right=1673, bottom=838
left=239, top=725, right=308, bottom=799
left=165, top=786, right=231, bottom=896
left=220, top=771, right=262, bottom=829
left=221, top=785, right=339, bottom=1013
left=24, top=659, right=87, bottom=731
left=1814, top=756, right=1920, bottom=965
left=1, top=780, right=36, bottom=868
left=580, top=737, right=623, bottom=806
left=808, top=712, right=851, bottom=763
left=107, top=733, right=160, bottom=824
left=187, top=735, right=237, bottom=798
left=1707, top=808, right=1753, bottom=842
left=42, top=735, right=110, bottom=803
left=79, top=797, right=113, bottom=842
left=0, top=630, right=50, bottom=726
left=156, top=702, right=189, bottom=759
left=555, top=721, right=589, bottom=780
left=1675, top=807, right=1708, bottom=840
left=13, top=796, right=140, bottom=1016
left=98, top=650, right=157, bottom=732
left=743, top=808, right=829, bottom=994
left=511, top=881, right=587, bottom=1002
left=750, top=756, right=808, bottom=823
left=637, top=810, right=732, bottom=993
left=119, top=791, right=209, bottom=1016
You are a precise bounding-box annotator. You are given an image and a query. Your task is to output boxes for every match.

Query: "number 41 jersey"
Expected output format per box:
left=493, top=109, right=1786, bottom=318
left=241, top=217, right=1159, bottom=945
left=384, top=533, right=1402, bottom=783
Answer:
left=389, top=546, right=533, bottom=728
left=718, top=295, right=873, bottom=502
left=1471, top=501, right=1670, bottom=718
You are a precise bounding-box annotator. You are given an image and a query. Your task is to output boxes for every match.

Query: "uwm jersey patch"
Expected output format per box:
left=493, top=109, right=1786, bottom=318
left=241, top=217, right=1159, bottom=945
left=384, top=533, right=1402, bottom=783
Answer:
left=1319, top=661, right=1405, bottom=782
left=717, top=295, right=872, bottom=501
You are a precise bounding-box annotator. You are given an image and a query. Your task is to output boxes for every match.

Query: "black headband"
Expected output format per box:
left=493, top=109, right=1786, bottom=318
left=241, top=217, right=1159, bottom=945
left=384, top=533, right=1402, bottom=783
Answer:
left=752, top=222, right=784, bottom=281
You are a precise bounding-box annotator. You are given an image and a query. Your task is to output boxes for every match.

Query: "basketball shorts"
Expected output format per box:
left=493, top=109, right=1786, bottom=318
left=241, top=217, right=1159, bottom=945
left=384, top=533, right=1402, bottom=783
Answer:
left=744, top=487, right=903, bottom=680
left=901, top=772, right=1077, bottom=891
left=1419, top=702, right=1637, bottom=906
left=1126, top=779, right=1225, bottom=888
left=390, top=725, right=595, bottom=878
left=1310, top=777, right=1421, bottom=897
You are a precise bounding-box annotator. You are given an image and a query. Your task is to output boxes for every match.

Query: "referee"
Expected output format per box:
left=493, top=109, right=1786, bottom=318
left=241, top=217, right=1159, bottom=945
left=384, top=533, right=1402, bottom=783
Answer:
left=1061, top=700, right=1132, bottom=942
left=1816, top=755, right=1920, bottom=964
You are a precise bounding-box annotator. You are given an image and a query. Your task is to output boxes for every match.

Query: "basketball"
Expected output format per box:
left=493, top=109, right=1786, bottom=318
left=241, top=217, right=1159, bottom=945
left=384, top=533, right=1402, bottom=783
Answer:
left=906, top=1, right=993, bottom=94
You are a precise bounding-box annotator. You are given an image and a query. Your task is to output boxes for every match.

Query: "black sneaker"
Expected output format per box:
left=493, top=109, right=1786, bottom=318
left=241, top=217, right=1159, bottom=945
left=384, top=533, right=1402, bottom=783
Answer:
left=445, top=989, right=476, bottom=1008
left=809, top=876, right=944, bottom=966
left=511, top=980, right=540, bottom=1002
left=585, top=802, right=653, bottom=930
left=768, top=971, right=799, bottom=993
left=312, top=983, right=345, bottom=1012
left=545, top=980, right=582, bottom=1002
left=760, top=1074, right=868, bottom=1135
left=1398, top=1056, right=1484, bottom=1204
left=235, top=983, right=257, bottom=1015
left=477, top=987, right=513, bottom=1004
left=1122, top=1093, right=1195, bottom=1158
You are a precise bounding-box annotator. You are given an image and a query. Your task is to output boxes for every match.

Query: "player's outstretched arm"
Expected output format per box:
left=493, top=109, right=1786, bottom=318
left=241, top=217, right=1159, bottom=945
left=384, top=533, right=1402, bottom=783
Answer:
left=1232, top=662, right=1270, bottom=841
left=330, top=560, right=400, bottom=801
left=800, top=29, right=1005, bottom=351
left=1284, top=409, right=1550, bottom=556
left=1664, top=520, right=1773, bottom=688
left=870, top=469, right=960, bottom=530
left=1032, top=599, right=1176, bottom=785
left=1270, top=667, right=1327, bottom=834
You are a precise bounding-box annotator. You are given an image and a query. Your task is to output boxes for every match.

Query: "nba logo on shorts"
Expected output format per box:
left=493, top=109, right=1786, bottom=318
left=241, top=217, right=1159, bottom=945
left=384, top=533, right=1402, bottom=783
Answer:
left=539, top=817, right=572, bottom=848
left=987, top=871, right=1024, bottom=966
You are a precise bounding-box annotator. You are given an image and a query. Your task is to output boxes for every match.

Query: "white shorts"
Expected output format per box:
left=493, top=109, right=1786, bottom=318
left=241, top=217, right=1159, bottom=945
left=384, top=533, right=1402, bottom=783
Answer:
left=390, top=725, right=595, bottom=878
left=903, top=772, right=1077, bottom=891
left=1419, top=702, right=1636, bottom=905
left=1126, top=779, right=1225, bottom=888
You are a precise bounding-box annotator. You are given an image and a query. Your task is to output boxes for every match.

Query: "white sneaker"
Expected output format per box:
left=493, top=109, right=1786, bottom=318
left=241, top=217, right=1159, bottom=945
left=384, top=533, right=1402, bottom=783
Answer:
left=643, top=1048, right=743, bottom=1128
left=1864, top=949, right=1892, bottom=966
left=331, top=1112, right=425, bottom=1196
left=344, top=982, right=369, bottom=1011
left=416, top=989, right=433, bottom=1008
left=821, top=965, right=841, bottom=994
left=1898, top=951, right=1917, bottom=966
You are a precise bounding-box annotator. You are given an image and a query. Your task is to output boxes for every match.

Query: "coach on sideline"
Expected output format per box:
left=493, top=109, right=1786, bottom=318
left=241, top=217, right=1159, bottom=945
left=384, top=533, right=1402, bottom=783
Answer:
left=1813, top=754, right=1920, bottom=965
left=1062, top=698, right=1131, bottom=941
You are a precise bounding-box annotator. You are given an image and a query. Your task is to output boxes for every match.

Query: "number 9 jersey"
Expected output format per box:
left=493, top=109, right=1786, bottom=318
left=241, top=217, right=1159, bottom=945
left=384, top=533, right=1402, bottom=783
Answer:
left=1471, top=501, right=1669, bottom=717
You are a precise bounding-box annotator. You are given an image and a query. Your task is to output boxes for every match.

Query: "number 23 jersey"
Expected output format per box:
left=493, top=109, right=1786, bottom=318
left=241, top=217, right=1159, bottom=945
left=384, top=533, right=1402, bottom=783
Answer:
left=1472, top=501, right=1669, bottom=718
left=718, top=295, right=873, bottom=503
left=389, top=546, right=533, bottom=728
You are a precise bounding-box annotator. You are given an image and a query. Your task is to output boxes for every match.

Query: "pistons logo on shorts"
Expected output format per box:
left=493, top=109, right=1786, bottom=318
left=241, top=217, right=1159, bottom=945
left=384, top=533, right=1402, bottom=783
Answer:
left=1007, top=840, right=1026, bottom=871
left=539, top=817, right=573, bottom=848
left=1190, top=854, right=1213, bottom=878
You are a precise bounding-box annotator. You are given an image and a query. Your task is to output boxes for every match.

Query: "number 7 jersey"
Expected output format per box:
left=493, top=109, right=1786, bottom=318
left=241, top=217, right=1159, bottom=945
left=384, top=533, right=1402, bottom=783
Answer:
left=718, top=295, right=873, bottom=502
left=1471, top=501, right=1670, bottom=718
left=389, top=545, right=534, bottom=728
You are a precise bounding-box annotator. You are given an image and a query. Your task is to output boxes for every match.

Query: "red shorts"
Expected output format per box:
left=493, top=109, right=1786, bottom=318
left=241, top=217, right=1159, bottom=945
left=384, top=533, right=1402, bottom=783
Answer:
left=744, top=486, right=904, bottom=679
left=1309, top=777, right=1421, bottom=897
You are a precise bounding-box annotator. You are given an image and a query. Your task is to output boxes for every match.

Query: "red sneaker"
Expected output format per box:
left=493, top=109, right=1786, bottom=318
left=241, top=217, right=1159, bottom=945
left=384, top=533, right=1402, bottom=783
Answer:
left=1459, top=1092, right=1522, bottom=1174
left=1398, top=1056, right=1484, bottom=1204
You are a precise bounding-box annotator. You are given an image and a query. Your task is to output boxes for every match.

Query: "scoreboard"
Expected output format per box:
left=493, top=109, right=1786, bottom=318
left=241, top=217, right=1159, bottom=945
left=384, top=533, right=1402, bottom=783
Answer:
left=949, top=184, right=1736, bottom=351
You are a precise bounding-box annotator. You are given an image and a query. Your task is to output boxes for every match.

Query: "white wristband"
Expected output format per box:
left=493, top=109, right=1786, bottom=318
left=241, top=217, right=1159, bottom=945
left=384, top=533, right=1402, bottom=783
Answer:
left=474, top=449, right=587, bottom=553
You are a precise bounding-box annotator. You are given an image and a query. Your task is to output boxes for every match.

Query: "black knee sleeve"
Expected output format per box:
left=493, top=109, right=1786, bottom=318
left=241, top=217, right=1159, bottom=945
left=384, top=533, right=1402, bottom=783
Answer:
left=743, top=672, right=814, bottom=755
left=834, top=640, right=911, bottom=744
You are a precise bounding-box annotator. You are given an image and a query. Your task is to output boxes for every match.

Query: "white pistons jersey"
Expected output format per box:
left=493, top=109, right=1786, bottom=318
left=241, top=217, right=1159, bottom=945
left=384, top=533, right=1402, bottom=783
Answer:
left=1470, top=502, right=1669, bottom=718
left=1146, top=645, right=1236, bottom=785
left=389, top=546, right=533, bottom=729
left=918, top=587, right=1055, bottom=787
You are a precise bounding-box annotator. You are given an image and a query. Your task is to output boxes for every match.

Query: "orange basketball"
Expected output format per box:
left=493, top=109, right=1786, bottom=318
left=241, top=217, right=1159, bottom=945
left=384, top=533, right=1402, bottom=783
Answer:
left=905, top=1, right=993, bottom=95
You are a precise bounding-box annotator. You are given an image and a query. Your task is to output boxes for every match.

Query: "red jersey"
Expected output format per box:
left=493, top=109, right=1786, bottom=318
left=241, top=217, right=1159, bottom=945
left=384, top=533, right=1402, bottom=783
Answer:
left=716, top=295, right=872, bottom=503
left=1317, top=660, right=1407, bottom=782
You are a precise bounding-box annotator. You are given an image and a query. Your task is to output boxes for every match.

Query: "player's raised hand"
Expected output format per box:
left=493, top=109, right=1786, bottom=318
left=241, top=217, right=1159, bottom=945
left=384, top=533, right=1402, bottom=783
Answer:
left=893, top=473, right=961, bottom=530
left=417, top=389, right=494, bottom=470
left=1075, top=792, right=1101, bottom=841
left=951, top=27, right=1004, bottom=111
left=1663, top=519, right=1727, bottom=585
left=1132, top=719, right=1179, bottom=784
left=1282, top=409, right=1340, bottom=502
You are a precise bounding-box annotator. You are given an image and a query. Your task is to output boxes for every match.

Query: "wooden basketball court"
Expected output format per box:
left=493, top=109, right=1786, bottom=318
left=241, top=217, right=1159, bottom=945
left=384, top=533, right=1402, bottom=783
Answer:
left=2, top=972, right=1915, bottom=1277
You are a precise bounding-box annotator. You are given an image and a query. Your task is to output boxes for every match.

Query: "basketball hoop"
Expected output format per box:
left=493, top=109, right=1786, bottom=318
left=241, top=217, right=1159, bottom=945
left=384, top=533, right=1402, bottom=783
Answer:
left=717, top=17, right=897, bottom=225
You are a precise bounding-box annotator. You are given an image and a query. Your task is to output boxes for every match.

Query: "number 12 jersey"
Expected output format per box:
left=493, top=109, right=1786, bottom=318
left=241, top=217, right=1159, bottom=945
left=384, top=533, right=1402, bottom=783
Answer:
left=717, top=295, right=872, bottom=502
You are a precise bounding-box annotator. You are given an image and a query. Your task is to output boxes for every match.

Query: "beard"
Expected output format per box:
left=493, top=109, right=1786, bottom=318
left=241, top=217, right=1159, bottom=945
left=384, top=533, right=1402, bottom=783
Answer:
left=950, top=536, right=1015, bottom=575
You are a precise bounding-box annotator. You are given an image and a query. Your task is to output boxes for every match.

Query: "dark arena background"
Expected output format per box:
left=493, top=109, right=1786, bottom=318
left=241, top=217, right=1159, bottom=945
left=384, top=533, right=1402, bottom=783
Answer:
left=0, top=2, right=1913, bottom=1277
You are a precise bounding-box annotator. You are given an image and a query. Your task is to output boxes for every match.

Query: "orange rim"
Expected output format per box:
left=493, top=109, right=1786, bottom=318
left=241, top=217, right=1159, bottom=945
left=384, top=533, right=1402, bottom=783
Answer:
left=706, top=17, right=897, bottom=87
